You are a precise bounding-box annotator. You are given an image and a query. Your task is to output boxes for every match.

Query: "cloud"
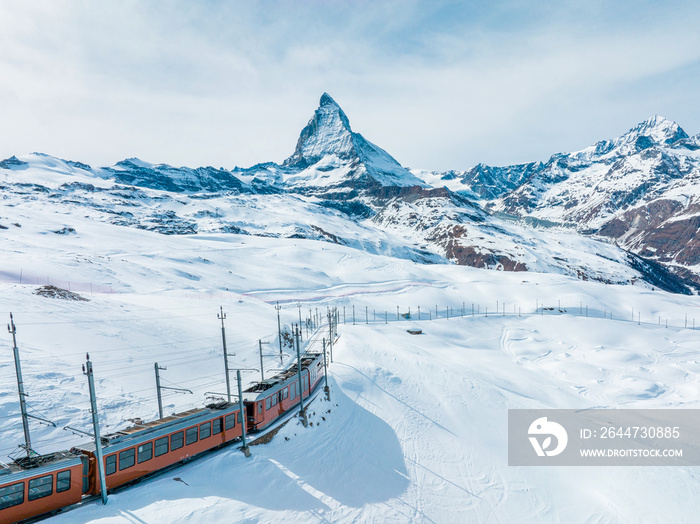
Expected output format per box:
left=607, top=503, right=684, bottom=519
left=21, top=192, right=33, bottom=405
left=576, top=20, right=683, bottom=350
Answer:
left=0, top=0, right=699, bottom=170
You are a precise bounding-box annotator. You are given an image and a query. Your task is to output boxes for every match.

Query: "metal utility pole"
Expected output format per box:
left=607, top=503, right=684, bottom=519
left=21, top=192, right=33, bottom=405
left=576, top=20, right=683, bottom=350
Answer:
left=259, top=340, right=265, bottom=381
left=295, top=325, right=308, bottom=427
left=154, top=364, right=192, bottom=418
left=154, top=363, right=166, bottom=419
left=218, top=307, right=232, bottom=402
left=236, top=369, right=251, bottom=457
left=83, top=354, right=108, bottom=505
left=8, top=313, right=32, bottom=458
left=276, top=302, right=283, bottom=363
left=323, top=338, right=330, bottom=401
left=297, top=303, right=303, bottom=341
left=328, top=312, right=334, bottom=363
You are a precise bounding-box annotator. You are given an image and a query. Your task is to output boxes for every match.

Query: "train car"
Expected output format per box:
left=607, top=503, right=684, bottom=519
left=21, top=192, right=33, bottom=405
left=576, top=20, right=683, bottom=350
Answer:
left=0, top=452, right=83, bottom=523
left=244, top=350, right=325, bottom=431
left=72, top=403, right=243, bottom=496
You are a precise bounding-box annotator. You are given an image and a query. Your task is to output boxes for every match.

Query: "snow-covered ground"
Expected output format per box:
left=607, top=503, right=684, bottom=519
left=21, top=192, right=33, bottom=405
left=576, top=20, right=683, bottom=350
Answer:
left=2, top=212, right=700, bottom=522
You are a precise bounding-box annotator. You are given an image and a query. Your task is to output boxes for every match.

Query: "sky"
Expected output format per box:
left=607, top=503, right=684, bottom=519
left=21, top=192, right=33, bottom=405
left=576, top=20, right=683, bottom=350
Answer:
left=1, top=0, right=699, bottom=172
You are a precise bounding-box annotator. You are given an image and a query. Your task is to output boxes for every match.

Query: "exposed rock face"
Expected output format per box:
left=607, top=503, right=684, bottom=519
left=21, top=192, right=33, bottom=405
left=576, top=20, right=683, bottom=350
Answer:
left=433, top=226, right=528, bottom=271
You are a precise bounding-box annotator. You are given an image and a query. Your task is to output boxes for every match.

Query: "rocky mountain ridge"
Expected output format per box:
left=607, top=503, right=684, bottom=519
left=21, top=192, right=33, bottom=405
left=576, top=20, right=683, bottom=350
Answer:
left=2, top=95, right=699, bottom=293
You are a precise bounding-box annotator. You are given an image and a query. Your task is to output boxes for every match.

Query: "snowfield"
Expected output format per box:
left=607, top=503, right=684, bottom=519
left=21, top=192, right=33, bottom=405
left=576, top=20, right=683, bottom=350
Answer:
left=2, top=217, right=700, bottom=522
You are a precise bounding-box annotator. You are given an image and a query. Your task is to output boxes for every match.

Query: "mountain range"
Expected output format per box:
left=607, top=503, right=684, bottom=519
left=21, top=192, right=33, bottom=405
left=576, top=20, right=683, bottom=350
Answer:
left=2, top=94, right=699, bottom=294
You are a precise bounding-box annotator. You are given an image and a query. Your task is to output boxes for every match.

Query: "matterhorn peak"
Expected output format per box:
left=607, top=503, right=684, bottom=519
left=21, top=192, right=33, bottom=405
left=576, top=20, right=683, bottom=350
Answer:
left=283, top=93, right=355, bottom=168
left=282, top=93, right=426, bottom=188
left=319, top=92, right=340, bottom=108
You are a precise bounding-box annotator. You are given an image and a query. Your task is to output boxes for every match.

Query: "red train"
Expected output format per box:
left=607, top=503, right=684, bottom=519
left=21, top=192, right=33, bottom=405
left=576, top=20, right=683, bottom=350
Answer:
left=0, top=349, right=326, bottom=523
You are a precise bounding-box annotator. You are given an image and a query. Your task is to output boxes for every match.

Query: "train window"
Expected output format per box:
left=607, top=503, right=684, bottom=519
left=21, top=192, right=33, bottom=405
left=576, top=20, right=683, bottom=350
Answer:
left=265, top=397, right=271, bottom=410
left=119, top=448, right=135, bottom=470
left=281, top=387, right=288, bottom=400
left=200, top=422, right=211, bottom=439
left=212, top=418, right=222, bottom=435
left=257, top=401, right=263, bottom=413
left=225, top=414, right=235, bottom=430
left=56, top=470, right=71, bottom=493
left=185, top=426, right=198, bottom=445
left=171, top=432, right=184, bottom=451
left=155, top=437, right=169, bottom=457
left=0, top=482, right=24, bottom=510
left=271, top=394, right=278, bottom=407
left=28, top=475, right=53, bottom=501
left=138, top=442, right=153, bottom=463
left=105, top=454, right=117, bottom=476
left=290, top=382, right=296, bottom=399
left=237, top=411, right=242, bottom=424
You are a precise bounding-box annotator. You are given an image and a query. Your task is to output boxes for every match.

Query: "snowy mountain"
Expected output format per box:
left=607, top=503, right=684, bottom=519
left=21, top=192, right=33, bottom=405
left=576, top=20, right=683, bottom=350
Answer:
left=416, top=115, right=700, bottom=287
left=1, top=150, right=671, bottom=290
left=2, top=95, right=699, bottom=294
left=414, top=161, right=542, bottom=199
left=281, top=93, right=425, bottom=190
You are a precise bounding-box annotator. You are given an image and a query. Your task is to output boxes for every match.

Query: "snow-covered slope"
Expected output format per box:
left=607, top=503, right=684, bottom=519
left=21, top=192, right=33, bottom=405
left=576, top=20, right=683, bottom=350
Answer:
left=2, top=220, right=700, bottom=522
left=2, top=149, right=687, bottom=291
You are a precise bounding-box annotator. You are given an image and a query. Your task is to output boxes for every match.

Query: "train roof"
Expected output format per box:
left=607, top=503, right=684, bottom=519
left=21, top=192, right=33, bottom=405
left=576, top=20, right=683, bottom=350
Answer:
left=0, top=451, right=82, bottom=484
left=243, top=351, right=322, bottom=402
left=73, top=403, right=240, bottom=454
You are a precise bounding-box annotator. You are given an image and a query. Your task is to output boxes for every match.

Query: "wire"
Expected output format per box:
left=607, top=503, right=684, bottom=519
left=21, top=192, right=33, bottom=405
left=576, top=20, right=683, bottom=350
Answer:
left=52, top=335, right=221, bottom=356
left=15, top=311, right=216, bottom=326
left=93, top=347, right=220, bottom=368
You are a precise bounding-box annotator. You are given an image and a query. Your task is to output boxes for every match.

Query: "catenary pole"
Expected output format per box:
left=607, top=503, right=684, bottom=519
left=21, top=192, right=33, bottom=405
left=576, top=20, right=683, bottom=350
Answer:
left=295, top=325, right=308, bottom=427
left=154, top=362, right=166, bottom=419
left=259, top=340, right=265, bottom=382
left=84, top=354, right=108, bottom=504
left=328, top=312, right=334, bottom=363
left=276, top=302, right=283, bottom=364
left=8, top=313, right=32, bottom=458
left=323, top=338, right=330, bottom=400
left=297, top=303, right=303, bottom=341
left=218, top=307, right=232, bottom=402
